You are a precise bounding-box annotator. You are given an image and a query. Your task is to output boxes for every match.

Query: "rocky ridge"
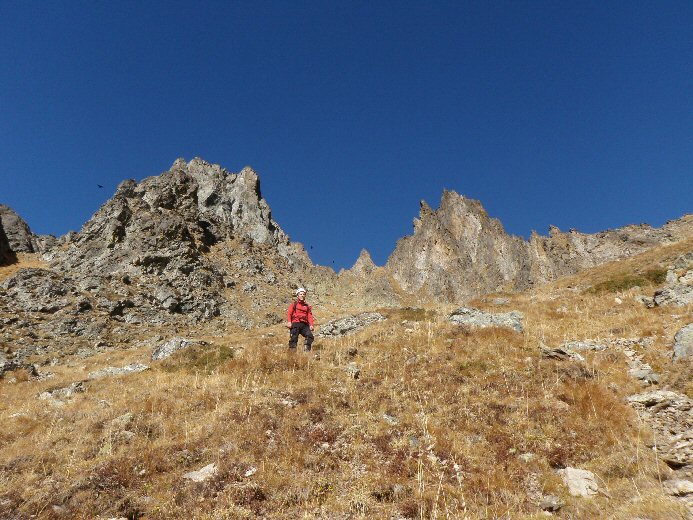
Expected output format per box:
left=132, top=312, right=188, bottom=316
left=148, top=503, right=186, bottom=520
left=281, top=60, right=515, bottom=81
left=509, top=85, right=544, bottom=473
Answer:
left=0, top=204, right=55, bottom=254
left=2, top=158, right=692, bottom=330
left=385, top=190, right=693, bottom=302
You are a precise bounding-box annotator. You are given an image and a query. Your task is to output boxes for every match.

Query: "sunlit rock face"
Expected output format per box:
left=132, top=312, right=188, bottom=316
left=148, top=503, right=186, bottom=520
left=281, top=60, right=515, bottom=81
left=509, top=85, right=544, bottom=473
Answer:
left=385, top=190, right=693, bottom=303
left=46, top=158, right=311, bottom=324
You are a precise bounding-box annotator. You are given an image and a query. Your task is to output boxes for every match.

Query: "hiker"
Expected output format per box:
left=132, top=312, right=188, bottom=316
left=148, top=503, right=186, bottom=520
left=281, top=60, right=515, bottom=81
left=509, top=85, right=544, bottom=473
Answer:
left=287, top=287, right=314, bottom=351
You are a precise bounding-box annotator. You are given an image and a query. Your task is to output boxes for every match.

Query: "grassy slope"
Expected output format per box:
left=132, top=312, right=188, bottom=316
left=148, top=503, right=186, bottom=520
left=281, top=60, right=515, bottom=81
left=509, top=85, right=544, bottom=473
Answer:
left=1, top=241, right=692, bottom=519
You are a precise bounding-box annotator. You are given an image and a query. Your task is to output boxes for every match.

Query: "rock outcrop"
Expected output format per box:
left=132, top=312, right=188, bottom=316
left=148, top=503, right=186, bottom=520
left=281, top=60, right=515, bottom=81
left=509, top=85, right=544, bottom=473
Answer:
left=319, top=312, right=386, bottom=337
left=0, top=218, right=15, bottom=265
left=0, top=204, right=55, bottom=254
left=45, top=158, right=312, bottom=323
left=674, top=324, right=693, bottom=361
left=627, top=390, right=693, bottom=514
left=386, top=194, right=531, bottom=300
left=385, top=191, right=693, bottom=302
left=652, top=253, right=693, bottom=307
left=448, top=307, right=524, bottom=332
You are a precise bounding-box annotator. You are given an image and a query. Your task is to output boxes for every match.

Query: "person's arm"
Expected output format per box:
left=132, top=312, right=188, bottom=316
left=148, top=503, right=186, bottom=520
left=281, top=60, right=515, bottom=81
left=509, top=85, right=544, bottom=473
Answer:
left=286, top=303, right=294, bottom=328
left=308, top=306, right=314, bottom=329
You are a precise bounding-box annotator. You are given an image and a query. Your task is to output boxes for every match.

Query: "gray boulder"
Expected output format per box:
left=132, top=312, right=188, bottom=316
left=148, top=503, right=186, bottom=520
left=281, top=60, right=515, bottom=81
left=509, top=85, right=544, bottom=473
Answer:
left=38, top=381, right=85, bottom=401
left=653, top=284, right=693, bottom=307
left=557, top=467, right=599, bottom=497
left=561, top=340, right=607, bottom=352
left=540, top=346, right=585, bottom=362
left=448, top=307, right=523, bottom=332
left=673, top=324, right=693, bottom=361
left=183, top=463, right=218, bottom=483
left=88, top=363, right=150, bottom=379
left=319, top=312, right=386, bottom=337
left=627, top=391, right=693, bottom=470
left=152, top=337, right=194, bottom=361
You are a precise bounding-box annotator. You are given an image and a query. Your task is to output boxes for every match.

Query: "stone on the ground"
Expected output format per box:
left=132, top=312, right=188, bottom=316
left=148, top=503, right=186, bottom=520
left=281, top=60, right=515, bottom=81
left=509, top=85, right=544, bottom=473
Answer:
left=88, top=363, right=150, bottom=380
left=653, top=284, right=693, bottom=307
left=628, top=367, right=660, bottom=384
left=561, top=340, right=607, bottom=351
left=663, top=479, right=693, bottom=496
left=448, top=307, right=523, bottom=332
left=627, top=390, right=693, bottom=488
left=319, top=312, right=386, bottom=337
left=152, top=337, right=194, bottom=361
left=183, top=463, right=217, bottom=482
left=38, top=381, right=85, bottom=401
left=557, top=467, right=599, bottom=497
left=538, top=495, right=564, bottom=512
left=345, top=362, right=360, bottom=379
left=540, top=346, right=585, bottom=362
left=673, top=324, right=693, bottom=361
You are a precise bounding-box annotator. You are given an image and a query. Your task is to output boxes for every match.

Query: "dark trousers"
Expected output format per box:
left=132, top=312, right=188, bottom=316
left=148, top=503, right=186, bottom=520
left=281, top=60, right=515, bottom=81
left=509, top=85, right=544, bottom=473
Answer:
left=289, top=322, right=314, bottom=350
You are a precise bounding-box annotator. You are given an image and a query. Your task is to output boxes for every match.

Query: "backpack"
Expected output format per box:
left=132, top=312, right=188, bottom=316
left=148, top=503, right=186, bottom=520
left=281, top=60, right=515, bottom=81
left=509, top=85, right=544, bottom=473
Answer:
left=289, top=300, right=312, bottom=321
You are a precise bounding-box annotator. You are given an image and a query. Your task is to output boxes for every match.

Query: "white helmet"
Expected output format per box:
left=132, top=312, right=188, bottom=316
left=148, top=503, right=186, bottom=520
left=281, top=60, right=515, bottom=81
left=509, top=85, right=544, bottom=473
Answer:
left=296, top=287, right=307, bottom=295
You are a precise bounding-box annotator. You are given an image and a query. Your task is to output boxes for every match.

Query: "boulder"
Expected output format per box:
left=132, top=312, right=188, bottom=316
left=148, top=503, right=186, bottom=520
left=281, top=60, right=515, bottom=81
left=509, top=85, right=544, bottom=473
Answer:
left=557, top=467, right=599, bottom=497
left=152, top=337, right=194, bottom=361
left=319, top=312, right=386, bottom=337
left=345, top=362, right=360, bottom=379
left=663, top=479, right=693, bottom=497
left=38, top=381, right=85, bottom=401
left=653, top=284, right=693, bottom=307
left=88, top=363, right=150, bottom=379
left=448, top=307, right=523, bottom=332
left=540, top=346, right=585, bottom=362
left=673, top=324, right=693, bottom=361
left=183, top=463, right=217, bottom=483
left=561, top=340, right=607, bottom=352
left=627, top=391, right=693, bottom=473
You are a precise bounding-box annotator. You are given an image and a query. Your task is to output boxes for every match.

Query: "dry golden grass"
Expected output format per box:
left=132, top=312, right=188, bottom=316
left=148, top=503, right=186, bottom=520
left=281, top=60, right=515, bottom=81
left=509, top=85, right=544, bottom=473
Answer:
left=0, top=253, right=48, bottom=282
left=1, top=241, right=691, bottom=518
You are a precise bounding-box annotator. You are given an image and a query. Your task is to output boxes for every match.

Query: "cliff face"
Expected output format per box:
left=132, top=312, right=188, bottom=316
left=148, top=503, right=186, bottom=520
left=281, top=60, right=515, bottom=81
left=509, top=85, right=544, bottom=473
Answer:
left=42, top=158, right=317, bottom=324
left=0, top=204, right=46, bottom=254
left=385, top=192, right=532, bottom=301
left=0, top=218, right=15, bottom=265
left=385, top=191, right=693, bottom=303
left=3, top=159, right=692, bottom=313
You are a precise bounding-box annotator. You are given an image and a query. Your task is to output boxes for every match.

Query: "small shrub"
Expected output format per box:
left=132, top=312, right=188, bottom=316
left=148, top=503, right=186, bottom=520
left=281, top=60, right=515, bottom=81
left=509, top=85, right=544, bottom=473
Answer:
left=585, top=268, right=667, bottom=294
left=160, top=345, right=235, bottom=373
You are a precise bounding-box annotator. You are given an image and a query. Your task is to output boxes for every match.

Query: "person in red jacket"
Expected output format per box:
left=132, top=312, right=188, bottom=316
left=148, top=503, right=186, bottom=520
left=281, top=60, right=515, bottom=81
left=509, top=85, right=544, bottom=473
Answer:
left=287, top=287, right=314, bottom=351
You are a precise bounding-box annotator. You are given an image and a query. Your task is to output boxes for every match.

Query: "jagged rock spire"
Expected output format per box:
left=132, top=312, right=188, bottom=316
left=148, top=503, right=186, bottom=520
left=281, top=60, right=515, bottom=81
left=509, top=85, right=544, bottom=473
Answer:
left=349, top=249, right=377, bottom=276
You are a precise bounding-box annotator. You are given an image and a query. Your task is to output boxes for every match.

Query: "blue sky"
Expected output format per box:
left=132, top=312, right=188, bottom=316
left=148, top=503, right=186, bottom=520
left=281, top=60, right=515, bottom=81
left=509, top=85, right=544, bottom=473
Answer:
left=1, top=1, right=691, bottom=270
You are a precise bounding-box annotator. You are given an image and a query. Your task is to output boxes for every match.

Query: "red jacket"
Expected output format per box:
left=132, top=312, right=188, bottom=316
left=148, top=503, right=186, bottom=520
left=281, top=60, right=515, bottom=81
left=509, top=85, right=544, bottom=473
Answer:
left=288, top=300, right=314, bottom=327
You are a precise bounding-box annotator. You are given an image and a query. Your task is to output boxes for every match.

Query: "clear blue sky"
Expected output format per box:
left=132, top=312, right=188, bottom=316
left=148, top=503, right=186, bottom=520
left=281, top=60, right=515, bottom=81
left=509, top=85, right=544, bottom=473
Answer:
left=1, top=1, right=691, bottom=270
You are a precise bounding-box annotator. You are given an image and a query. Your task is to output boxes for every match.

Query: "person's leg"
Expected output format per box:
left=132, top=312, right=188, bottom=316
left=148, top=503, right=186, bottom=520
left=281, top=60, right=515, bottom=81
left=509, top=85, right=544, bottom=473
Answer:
left=301, top=323, right=314, bottom=351
left=288, top=323, right=300, bottom=349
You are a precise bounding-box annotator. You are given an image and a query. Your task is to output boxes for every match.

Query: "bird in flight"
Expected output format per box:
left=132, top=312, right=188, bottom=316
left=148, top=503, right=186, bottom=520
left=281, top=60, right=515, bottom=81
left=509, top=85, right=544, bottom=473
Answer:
left=97, top=184, right=103, bottom=188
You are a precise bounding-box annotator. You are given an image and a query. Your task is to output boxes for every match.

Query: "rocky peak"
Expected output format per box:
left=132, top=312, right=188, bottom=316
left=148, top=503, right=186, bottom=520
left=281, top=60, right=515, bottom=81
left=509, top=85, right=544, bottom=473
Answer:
left=0, top=218, right=15, bottom=265
left=386, top=192, right=693, bottom=303
left=386, top=191, right=530, bottom=300
left=349, top=249, right=377, bottom=276
left=43, top=158, right=311, bottom=323
left=0, top=204, right=40, bottom=253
